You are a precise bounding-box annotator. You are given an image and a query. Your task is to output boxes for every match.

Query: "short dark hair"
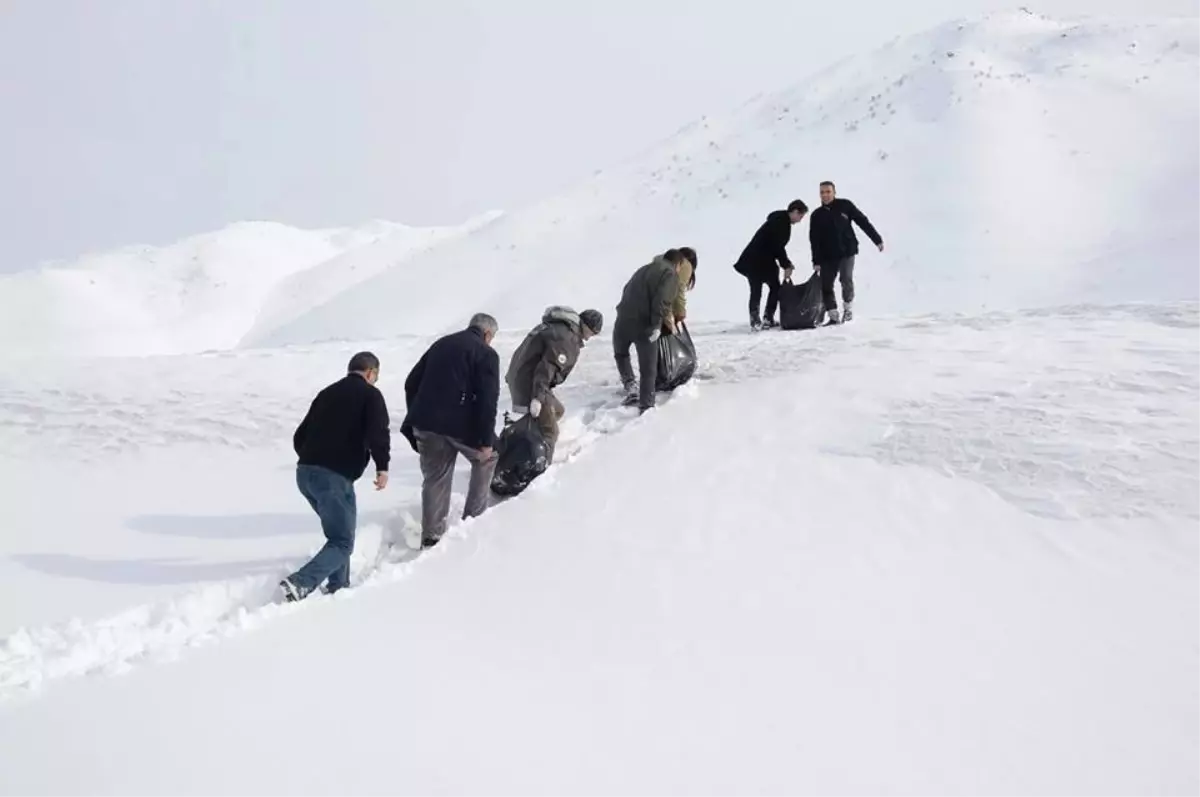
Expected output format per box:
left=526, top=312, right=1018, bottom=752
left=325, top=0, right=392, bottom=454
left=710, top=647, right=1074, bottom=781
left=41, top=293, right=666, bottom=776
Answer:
left=787, top=199, right=808, bottom=214
left=819, top=180, right=836, bottom=190
left=661, top=248, right=685, bottom=265
left=347, top=351, right=380, bottom=373
left=679, top=246, right=697, bottom=289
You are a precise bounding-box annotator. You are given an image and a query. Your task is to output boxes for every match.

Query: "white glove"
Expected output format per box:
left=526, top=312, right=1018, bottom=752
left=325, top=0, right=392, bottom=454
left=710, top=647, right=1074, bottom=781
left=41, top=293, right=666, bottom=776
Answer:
left=529, top=398, right=542, bottom=418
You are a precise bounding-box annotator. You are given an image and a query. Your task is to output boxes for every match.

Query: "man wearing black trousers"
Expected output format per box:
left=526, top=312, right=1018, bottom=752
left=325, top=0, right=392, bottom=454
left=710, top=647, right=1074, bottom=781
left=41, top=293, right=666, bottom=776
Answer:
left=733, top=200, right=808, bottom=330
left=808, top=180, right=884, bottom=324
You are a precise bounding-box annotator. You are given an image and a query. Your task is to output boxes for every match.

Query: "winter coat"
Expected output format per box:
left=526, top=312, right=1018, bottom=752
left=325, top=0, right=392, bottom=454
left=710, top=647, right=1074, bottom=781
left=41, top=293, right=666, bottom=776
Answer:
left=400, top=326, right=500, bottom=451
left=733, top=210, right=794, bottom=278
left=615, top=255, right=680, bottom=337
left=809, top=198, right=883, bottom=265
left=293, top=373, right=391, bottom=481
left=505, top=306, right=586, bottom=410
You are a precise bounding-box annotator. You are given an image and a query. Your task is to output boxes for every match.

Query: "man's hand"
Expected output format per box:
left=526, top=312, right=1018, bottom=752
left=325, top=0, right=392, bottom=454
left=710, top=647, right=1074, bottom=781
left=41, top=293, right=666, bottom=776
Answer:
left=649, top=329, right=661, bottom=343
left=529, top=398, right=542, bottom=418
left=813, top=263, right=821, bottom=274
left=783, top=267, right=795, bottom=281
left=478, top=446, right=494, bottom=460
left=665, top=318, right=677, bottom=336
left=877, top=241, right=885, bottom=252
left=374, top=471, right=389, bottom=490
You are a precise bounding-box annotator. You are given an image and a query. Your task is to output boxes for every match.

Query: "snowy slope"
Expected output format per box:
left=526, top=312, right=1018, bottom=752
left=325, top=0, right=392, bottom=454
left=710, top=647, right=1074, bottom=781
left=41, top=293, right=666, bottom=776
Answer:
left=249, top=11, right=1199, bottom=348
left=0, top=9, right=1197, bottom=795
left=0, top=217, right=488, bottom=359
left=0, top=305, right=1196, bottom=794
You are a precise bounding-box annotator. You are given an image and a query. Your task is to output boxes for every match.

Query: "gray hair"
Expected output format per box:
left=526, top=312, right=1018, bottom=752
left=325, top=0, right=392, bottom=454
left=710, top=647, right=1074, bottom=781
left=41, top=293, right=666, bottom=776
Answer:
left=469, top=312, right=498, bottom=335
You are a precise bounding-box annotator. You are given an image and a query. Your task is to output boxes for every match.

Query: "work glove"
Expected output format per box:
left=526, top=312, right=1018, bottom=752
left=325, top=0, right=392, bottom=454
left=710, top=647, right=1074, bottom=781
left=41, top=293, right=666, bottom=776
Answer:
left=529, top=398, right=543, bottom=418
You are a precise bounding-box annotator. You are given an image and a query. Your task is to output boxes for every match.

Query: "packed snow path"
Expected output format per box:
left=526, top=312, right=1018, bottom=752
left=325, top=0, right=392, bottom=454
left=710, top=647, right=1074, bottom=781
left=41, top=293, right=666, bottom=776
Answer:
left=1, top=305, right=1195, bottom=712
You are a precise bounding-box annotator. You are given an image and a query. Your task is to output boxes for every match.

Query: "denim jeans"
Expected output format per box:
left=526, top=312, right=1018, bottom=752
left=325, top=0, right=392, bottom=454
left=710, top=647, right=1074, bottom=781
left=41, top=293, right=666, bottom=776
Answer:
left=287, top=464, right=357, bottom=593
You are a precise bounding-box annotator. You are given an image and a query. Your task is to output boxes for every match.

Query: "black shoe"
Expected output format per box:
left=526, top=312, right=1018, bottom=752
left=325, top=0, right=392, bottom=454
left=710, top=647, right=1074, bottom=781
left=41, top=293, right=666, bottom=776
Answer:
left=421, top=535, right=442, bottom=550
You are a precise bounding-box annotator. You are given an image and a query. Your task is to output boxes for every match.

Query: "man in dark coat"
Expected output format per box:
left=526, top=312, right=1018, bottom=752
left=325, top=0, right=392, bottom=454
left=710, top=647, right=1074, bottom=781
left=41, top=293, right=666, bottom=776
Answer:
left=505, top=305, right=603, bottom=458
left=400, top=313, right=500, bottom=548
left=613, top=249, right=687, bottom=412
left=808, top=180, right=884, bottom=324
left=280, top=351, right=391, bottom=602
left=733, top=200, right=808, bottom=330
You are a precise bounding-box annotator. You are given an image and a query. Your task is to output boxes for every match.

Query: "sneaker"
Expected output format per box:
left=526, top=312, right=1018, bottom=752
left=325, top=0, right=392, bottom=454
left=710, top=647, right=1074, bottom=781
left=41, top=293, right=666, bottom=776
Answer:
left=824, top=308, right=841, bottom=326
left=843, top=303, right=854, bottom=322
left=750, top=319, right=763, bottom=332
left=762, top=318, right=778, bottom=329
left=279, top=577, right=313, bottom=603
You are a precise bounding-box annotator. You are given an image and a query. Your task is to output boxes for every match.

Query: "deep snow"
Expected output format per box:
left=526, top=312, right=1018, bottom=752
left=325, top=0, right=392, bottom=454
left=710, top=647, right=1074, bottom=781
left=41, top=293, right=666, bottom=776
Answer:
left=0, top=9, right=1197, bottom=796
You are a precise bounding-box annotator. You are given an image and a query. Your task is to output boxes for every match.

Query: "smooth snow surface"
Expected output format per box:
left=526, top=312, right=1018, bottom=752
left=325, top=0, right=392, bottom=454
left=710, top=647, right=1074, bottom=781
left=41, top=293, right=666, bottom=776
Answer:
left=0, top=10, right=1197, bottom=797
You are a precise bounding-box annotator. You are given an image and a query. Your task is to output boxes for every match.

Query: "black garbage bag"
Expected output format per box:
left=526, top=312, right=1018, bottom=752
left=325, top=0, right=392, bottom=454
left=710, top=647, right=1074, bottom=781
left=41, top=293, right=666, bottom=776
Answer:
left=655, top=322, right=697, bottom=391
left=779, top=274, right=825, bottom=330
left=490, top=413, right=551, bottom=498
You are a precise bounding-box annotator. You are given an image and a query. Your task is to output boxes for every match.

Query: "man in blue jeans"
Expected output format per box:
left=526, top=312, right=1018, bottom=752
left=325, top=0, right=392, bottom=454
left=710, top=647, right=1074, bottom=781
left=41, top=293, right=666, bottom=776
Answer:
left=280, top=351, right=391, bottom=602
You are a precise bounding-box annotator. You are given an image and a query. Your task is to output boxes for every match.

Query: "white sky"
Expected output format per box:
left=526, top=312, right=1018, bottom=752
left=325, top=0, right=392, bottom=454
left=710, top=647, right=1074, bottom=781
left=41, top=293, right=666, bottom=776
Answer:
left=1, top=0, right=1195, bottom=271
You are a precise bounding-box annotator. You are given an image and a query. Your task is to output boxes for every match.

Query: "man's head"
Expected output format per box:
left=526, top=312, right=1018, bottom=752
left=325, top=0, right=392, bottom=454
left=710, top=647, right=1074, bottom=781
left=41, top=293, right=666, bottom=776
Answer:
left=819, top=181, right=836, bottom=205
left=469, top=312, right=499, bottom=346
left=347, top=351, right=381, bottom=385
left=579, top=308, right=603, bottom=341
left=661, top=247, right=688, bottom=275
left=787, top=199, right=808, bottom=223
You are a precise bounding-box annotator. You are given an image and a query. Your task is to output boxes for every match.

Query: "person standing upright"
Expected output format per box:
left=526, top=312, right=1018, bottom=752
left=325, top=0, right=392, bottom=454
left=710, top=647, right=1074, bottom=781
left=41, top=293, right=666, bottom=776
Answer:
left=400, top=313, right=501, bottom=549
left=280, top=351, right=391, bottom=602
left=808, top=180, right=884, bottom=324
left=733, top=200, right=808, bottom=330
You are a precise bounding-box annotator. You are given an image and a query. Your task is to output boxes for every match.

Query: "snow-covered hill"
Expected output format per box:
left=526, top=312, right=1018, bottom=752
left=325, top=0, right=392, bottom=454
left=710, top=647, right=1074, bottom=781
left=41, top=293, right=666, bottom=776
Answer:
left=0, top=215, right=495, bottom=359
left=248, top=10, right=1199, bottom=348
left=0, top=10, right=1196, bottom=795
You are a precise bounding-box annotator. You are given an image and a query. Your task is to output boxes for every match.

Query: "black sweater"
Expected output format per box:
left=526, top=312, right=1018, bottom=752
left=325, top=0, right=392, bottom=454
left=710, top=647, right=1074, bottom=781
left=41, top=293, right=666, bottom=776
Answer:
left=293, top=373, right=391, bottom=481
left=809, top=198, right=883, bottom=264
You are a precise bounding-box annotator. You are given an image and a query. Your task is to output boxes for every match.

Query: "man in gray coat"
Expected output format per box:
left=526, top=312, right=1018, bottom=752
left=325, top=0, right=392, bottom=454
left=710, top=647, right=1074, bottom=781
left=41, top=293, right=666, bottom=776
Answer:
left=613, top=249, right=687, bottom=412
left=505, top=306, right=604, bottom=457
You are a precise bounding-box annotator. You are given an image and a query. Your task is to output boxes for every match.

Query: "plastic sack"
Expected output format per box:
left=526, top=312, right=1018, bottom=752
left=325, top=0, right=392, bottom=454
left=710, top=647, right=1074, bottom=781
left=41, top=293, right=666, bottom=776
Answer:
left=655, top=322, right=698, bottom=391
left=778, top=274, right=825, bottom=330
left=490, top=413, right=551, bottom=498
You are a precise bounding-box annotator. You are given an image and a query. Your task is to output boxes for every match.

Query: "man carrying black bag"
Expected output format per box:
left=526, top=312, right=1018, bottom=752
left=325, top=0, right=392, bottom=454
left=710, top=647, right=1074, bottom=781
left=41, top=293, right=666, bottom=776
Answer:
left=613, top=248, right=688, bottom=413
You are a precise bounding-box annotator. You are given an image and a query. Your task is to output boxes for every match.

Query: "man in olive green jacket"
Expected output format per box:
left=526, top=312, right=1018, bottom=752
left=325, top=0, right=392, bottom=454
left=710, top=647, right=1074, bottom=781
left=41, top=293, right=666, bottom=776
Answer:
left=613, top=248, right=688, bottom=412
left=505, top=306, right=604, bottom=456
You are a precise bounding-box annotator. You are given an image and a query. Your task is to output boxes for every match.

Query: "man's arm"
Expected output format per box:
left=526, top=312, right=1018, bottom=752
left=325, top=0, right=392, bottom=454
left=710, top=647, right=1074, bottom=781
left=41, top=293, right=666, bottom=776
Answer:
left=404, top=350, right=428, bottom=409
left=845, top=200, right=883, bottom=248
left=530, top=339, right=565, bottom=405
left=365, top=387, right=391, bottom=474
left=292, top=398, right=316, bottom=455
left=773, top=215, right=794, bottom=270
left=473, top=347, right=500, bottom=449
left=650, top=269, right=680, bottom=333
left=809, top=213, right=821, bottom=265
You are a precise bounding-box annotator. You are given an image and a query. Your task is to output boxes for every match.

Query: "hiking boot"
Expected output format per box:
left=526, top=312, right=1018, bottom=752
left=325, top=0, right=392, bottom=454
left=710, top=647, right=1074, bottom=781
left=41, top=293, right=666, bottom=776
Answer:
left=279, top=577, right=313, bottom=603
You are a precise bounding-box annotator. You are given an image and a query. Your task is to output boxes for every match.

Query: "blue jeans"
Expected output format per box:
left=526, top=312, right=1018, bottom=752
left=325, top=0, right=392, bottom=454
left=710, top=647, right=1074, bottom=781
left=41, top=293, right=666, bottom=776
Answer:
left=287, top=464, right=357, bottom=593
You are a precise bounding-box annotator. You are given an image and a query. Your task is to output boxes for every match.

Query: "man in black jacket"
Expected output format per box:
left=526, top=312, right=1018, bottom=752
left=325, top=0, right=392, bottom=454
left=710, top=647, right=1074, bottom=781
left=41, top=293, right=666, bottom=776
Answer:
left=808, top=180, right=884, bottom=324
left=733, top=200, right=808, bottom=330
left=400, top=313, right=501, bottom=548
left=280, top=351, right=391, bottom=602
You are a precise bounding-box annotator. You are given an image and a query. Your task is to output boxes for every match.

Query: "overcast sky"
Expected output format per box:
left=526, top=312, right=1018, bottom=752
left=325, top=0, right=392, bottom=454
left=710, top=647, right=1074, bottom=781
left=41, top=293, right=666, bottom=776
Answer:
left=1, top=0, right=1194, bottom=271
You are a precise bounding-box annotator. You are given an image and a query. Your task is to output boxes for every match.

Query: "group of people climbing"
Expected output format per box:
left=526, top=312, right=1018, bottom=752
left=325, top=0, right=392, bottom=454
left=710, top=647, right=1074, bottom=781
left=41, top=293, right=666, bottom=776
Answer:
left=278, top=181, right=883, bottom=602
